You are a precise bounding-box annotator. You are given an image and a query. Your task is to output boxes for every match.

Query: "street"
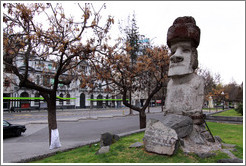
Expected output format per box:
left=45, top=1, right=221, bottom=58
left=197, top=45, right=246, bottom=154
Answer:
left=2, top=107, right=165, bottom=163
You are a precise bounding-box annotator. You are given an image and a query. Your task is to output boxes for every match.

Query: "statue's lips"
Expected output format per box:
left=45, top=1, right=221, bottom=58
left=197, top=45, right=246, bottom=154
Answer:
left=170, top=63, right=185, bottom=68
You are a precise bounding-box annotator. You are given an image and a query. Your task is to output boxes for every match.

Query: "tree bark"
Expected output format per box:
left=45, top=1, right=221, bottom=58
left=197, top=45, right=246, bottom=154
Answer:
left=129, top=90, right=133, bottom=115
left=139, top=110, right=146, bottom=129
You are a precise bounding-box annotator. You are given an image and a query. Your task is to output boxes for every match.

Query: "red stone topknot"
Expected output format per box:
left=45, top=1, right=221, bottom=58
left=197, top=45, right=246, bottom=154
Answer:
left=167, top=16, right=200, bottom=48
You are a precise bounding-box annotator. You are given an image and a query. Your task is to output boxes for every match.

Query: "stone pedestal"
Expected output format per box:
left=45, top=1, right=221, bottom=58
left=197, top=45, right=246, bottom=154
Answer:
left=181, top=124, right=222, bottom=154
left=143, top=119, right=178, bottom=155
left=144, top=116, right=222, bottom=156
left=162, top=114, right=193, bottom=138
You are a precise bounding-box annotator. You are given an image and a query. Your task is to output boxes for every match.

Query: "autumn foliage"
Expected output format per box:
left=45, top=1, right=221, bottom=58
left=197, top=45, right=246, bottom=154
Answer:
left=91, top=42, right=170, bottom=128
left=3, top=3, right=113, bottom=147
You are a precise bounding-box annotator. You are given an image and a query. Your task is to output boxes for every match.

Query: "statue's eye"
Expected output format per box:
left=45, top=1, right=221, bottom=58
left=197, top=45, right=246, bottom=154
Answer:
left=183, top=48, right=190, bottom=53
left=171, top=50, right=176, bottom=55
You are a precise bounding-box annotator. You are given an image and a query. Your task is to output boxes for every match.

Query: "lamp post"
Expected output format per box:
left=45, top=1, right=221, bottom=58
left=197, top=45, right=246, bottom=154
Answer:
left=221, top=91, right=224, bottom=110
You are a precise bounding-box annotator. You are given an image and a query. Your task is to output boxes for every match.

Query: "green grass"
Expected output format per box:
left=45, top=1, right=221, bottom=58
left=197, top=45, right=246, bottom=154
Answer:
left=207, top=122, right=243, bottom=159
left=31, top=122, right=243, bottom=163
left=213, top=109, right=242, bottom=117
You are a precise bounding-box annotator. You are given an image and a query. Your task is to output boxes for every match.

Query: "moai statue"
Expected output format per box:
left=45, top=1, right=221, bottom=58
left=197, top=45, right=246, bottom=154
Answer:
left=164, top=16, right=222, bottom=154
left=164, top=16, right=204, bottom=124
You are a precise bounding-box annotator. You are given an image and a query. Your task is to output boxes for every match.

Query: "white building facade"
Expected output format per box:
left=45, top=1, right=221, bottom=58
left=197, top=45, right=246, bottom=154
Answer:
left=3, top=55, right=122, bottom=111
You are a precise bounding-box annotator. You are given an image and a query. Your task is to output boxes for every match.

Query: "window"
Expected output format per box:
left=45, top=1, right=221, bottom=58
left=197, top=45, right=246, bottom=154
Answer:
left=37, top=75, right=40, bottom=85
left=3, top=121, right=9, bottom=127
left=59, top=93, right=63, bottom=105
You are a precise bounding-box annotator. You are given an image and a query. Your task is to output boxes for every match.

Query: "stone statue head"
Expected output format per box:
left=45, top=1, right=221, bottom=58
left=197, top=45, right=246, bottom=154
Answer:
left=167, top=16, right=200, bottom=77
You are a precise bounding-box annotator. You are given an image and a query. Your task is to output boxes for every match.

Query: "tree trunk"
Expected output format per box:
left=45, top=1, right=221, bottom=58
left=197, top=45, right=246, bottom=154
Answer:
left=47, top=99, right=57, bottom=144
left=47, top=94, right=61, bottom=149
left=129, top=90, right=133, bottom=115
left=139, top=110, right=146, bottom=129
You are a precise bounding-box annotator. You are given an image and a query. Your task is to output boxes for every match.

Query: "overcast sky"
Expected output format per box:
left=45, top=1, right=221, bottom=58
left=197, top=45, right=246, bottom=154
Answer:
left=80, top=1, right=245, bottom=85
left=4, top=1, right=245, bottom=85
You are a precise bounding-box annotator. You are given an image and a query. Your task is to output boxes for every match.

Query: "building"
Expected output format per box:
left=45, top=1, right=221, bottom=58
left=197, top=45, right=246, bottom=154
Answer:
left=3, top=54, right=122, bottom=111
left=130, top=36, right=150, bottom=107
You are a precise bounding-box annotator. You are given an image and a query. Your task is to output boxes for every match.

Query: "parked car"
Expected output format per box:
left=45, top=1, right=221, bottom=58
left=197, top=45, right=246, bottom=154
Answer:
left=3, top=120, right=26, bottom=137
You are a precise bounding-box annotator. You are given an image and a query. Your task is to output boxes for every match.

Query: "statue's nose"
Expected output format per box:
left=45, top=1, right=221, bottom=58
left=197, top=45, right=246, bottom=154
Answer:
left=170, top=55, right=184, bottom=63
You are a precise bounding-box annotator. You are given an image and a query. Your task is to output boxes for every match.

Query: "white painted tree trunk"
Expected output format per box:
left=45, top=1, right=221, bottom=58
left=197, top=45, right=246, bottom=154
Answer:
left=49, top=128, right=61, bottom=150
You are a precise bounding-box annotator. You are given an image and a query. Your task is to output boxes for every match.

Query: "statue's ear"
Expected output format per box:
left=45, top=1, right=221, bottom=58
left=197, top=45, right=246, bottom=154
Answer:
left=191, top=48, right=198, bottom=70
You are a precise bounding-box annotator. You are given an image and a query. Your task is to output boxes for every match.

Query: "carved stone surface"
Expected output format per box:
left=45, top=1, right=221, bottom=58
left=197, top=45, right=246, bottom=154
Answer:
left=143, top=119, right=178, bottom=155
left=168, top=41, right=198, bottom=77
left=162, top=114, right=193, bottom=138
left=165, top=16, right=204, bottom=117
left=164, top=73, right=204, bottom=117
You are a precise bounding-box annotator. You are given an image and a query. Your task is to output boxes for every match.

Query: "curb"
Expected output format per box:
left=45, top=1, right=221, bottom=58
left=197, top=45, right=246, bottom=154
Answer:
left=205, top=109, right=230, bottom=116
left=205, top=109, right=243, bottom=124
left=206, top=115, right=243, bottom=122
left=15, top=128, right=146, bottom=163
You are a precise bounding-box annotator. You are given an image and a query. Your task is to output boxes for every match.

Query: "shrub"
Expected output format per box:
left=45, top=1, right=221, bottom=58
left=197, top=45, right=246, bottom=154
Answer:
left=235, top=103, right=243, bottom=116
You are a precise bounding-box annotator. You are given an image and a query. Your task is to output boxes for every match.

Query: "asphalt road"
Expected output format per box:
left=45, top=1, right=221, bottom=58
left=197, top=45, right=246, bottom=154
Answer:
left=2, top=108, right=165, bottom=163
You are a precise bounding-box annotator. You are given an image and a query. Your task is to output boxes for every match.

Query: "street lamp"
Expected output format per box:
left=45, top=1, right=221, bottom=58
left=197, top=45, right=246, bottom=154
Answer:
left=221, top=91, right=225, bottom=110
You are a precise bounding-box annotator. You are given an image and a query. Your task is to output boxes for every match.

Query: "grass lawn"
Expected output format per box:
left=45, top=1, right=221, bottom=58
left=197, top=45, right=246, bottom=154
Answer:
left=213, top=109, right=242, bottom=117
left=31, top=122, right=243, bottom=163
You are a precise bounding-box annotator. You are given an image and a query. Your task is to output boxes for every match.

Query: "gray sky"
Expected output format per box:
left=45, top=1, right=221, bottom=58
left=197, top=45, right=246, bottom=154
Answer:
left=4, top=1, right=245, bottom=85
left=89, top=1, right=245, bottom=85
